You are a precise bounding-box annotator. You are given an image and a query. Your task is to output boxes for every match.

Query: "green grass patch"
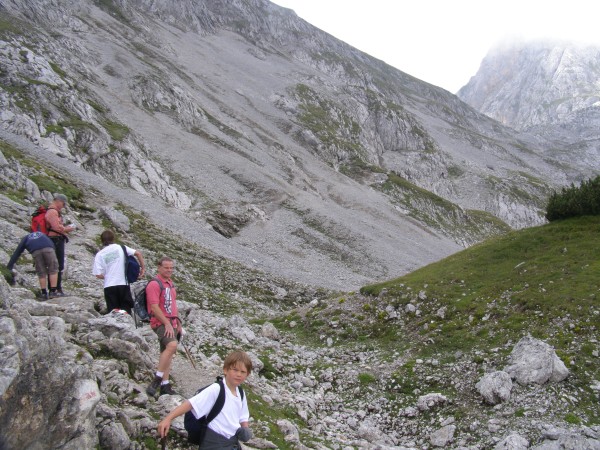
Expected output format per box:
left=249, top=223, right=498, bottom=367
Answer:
left=49, top=62, right=67, bottom=80
left=101, top=120, right=129, bottom=141
left=360, top=215, right=600, bottom=363
left=29, top=174, right=83, bottom=201
left=358, top=372, right=377, bottom=385
left=245, top=388, right=304, bottom=448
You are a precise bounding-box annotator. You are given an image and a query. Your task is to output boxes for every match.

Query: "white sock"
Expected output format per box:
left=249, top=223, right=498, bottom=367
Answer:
left=155, top=371, right=164, bottom=378
left=161, top=380, right=170, bottom=386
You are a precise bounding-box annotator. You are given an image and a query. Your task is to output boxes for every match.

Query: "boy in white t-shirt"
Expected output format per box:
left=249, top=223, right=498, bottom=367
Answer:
left=92, top=229, right=145, bottom=314
left=157, top=351, right=253, bottom=449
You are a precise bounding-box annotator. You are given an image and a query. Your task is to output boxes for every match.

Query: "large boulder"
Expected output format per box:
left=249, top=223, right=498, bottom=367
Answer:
left=0, top=275, right=101, bottom=449
left=100, top=206, right=131, bottom=232
left=476, top=371, right=513, bottom=404
left=504, top=336, right=569, bottom=385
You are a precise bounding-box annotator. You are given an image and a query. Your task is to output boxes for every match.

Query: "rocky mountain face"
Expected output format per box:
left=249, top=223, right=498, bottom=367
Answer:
left=0, top=0, right=587, bottom=291
left=457, top=41, right=600, bottom=173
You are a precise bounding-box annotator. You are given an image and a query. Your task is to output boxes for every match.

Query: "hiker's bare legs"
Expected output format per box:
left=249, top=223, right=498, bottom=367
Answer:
left=158, top=340, right=177, bottom=380
left=38, top=276, right=47, bottom=290
left=49, top=273, right=57, bottom=289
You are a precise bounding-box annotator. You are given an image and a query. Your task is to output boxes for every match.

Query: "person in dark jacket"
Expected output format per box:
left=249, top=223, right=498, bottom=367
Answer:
left=7, top=231, right=59, bottom=300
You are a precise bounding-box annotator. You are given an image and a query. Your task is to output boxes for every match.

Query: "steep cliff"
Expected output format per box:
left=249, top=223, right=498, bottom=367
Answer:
left=458, top=40, right=600, bottom=173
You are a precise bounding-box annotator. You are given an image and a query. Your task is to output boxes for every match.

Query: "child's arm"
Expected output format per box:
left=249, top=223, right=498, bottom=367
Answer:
left=157, top=400, right=193, bottom=438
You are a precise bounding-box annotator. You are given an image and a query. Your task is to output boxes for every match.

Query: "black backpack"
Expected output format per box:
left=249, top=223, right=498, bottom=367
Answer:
left=132, top=278, right=165, bottom=327
left=184, top=377, right=245, bottom=445
left=120, top=244, right=140, bottom=284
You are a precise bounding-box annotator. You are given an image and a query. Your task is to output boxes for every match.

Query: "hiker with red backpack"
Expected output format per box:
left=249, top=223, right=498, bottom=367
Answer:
left=6, top=231, right=59, bottom=300
left=44, top=194, right=75, bottom=296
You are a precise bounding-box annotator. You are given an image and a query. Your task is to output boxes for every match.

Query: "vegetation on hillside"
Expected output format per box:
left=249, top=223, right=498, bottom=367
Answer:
left=355, top=216, right=599, bottom=423
left=546, top=175, right=600, bottom=221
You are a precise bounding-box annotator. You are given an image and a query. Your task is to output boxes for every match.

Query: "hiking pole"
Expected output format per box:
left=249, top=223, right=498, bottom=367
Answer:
left=160, top=436, right=167, bottom=450
left=180, top=335, right=197, bottom=370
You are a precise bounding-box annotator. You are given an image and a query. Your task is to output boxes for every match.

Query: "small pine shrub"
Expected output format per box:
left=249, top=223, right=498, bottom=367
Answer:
left=546, top=176, right=600, bottom=221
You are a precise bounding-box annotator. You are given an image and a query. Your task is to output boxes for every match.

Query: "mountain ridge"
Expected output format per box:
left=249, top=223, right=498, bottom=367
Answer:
left=0, top=1, right=595, bottom=290
left=458, top=40, right=600, bottom=173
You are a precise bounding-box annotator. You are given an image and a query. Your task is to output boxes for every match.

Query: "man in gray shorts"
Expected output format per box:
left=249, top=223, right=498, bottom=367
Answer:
left=145, top=257, right=182, bottom=397
left=7, top=231, right=59, bottom=300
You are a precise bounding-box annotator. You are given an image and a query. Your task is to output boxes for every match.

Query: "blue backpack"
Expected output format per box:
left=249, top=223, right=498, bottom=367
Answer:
left=120, top=244, right=140, bottom=283
left=184, top=377, right=245, bottom=445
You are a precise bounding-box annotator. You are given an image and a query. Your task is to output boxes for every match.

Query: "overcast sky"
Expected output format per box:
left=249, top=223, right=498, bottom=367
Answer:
left=271, top=0, right=600, bottom=93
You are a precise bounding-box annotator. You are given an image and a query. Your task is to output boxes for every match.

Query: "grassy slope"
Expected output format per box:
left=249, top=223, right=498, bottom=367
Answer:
left=357, top=215, right=600, bottom=424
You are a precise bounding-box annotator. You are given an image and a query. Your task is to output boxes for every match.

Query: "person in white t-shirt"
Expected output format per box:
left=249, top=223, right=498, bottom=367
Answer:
left=92, top=229, right=145, bottom=314
left=157, top=351, right=253, bottom=449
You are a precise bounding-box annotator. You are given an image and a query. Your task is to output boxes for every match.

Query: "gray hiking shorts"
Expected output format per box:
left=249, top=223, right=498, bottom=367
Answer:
left=32, top=247, right=59, bottom=277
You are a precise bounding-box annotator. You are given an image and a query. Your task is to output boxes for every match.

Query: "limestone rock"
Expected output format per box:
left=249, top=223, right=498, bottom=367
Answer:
left=261, top=322, right=281, bottom=340
left=100, top=206, right=131, bottom=231
left=476, top=371, right=513, bottom=404
left=99, top=422, right=131, bottom=450
left=530, top=433, right=600, bottom=449
left=494, top=433, right=529, bottom=450
left=430, top=424, right=456, bottom=447
left=0, top=279, right=101, bottom=449
left=417, top=393, right=447, bottom=411
left=277, top=419, right=300, bottom=442
left=504, top=336, right=569, bottom=385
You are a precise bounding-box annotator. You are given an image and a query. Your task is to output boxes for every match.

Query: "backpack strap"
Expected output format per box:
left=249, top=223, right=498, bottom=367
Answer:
left=44, top=207, right=69, bottom=242
left=206, top=377, right=226, bottom=424
left=147, top=277, right=165, bottom=319
left=120, top=244, right=129, bottom=285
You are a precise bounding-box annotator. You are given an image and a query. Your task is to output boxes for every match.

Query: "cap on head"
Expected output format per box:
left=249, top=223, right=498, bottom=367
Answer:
left=54, top=194, right=68, bottom=204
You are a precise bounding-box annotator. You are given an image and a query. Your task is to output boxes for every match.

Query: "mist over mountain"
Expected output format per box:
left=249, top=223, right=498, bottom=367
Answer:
left=458, top=40, right=600, bottom=173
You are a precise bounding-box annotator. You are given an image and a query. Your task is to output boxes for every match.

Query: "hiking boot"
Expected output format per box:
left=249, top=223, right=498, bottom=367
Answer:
left=50, top=289, right=66, bottom=298
left=37, top=291, right=49, bottom=301
left=146, top=376, right=162, bottom=397
left=159, top=383, right=178, bottom=396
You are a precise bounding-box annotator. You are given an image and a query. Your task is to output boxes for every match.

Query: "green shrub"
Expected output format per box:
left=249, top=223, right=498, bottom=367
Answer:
left=546, top=176, right=600, bottom=221
left=358, top=373, right=376, bottom=385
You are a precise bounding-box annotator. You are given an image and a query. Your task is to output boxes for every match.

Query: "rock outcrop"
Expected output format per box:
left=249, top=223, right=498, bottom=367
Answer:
left=458, top=41, right=600, bottom=173
left=476, top=370, right=513, bottom=404
left=504, top=336, right=569, bottom=385
left=0, top=283, right=101, bottom=449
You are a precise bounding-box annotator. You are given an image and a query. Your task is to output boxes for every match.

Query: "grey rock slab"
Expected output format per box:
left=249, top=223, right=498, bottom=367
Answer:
left=476, top=370, right=513, bottom=404
left=505, top=336, right=569, bottom=385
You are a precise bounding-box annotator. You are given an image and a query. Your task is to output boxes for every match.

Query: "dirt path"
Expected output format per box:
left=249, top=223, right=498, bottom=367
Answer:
left=170, top=346, right=216, bottom=398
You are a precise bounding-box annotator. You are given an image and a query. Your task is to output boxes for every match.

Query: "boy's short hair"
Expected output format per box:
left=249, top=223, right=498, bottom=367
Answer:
left=100, top=230, right=115, bottom=246
left=223, top=351, right=253, bottom=374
